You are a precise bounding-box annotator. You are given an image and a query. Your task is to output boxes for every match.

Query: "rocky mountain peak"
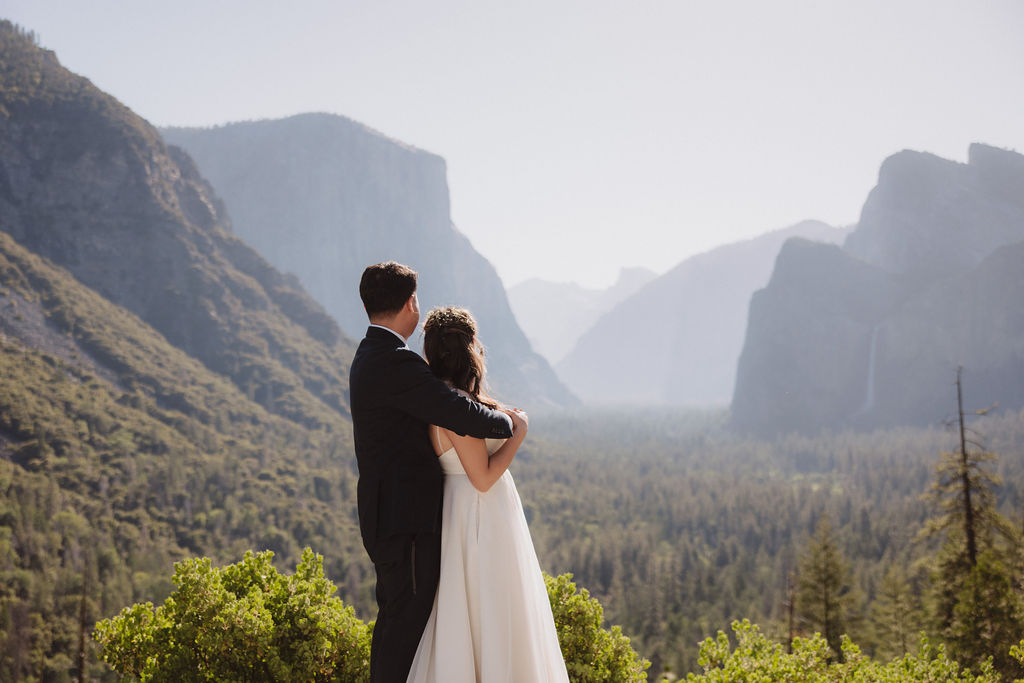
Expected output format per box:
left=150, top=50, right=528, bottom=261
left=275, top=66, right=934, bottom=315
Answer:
left=844, top=145, right=1024, bottom=276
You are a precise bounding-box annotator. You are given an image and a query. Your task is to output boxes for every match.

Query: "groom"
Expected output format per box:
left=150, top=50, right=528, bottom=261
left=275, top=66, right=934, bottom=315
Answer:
left=349, top=261, right=514, bottom=682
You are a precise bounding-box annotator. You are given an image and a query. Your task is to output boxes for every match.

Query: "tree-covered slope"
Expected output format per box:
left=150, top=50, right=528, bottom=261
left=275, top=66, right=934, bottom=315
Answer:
left=0, top=227, right=371, bottom=680
left=0, top=22, right=373, bottom=679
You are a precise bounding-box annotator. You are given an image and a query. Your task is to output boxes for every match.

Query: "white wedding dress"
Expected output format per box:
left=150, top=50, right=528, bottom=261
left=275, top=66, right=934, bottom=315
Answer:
left=406, top=435, right=569, bottom=682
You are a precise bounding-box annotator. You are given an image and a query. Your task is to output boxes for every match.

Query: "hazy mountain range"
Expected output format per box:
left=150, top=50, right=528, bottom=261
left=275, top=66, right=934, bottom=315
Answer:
left=507, top=267, right=657, bottom=365
left=162, top=116, right=575, bottom=408
left=553, top=221, right=848, bottom=405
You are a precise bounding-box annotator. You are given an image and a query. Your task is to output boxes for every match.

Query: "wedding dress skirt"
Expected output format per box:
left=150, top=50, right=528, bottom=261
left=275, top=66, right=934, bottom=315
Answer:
left=407, top=440, right=569, bottom=682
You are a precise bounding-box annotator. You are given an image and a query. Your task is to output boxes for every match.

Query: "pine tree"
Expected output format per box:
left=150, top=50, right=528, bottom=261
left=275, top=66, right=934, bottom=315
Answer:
left=870, top=563, right=922, bottom=660
left=923, top=367, right=1022, bottom=677
left=795, top=515, right=858, bottom=659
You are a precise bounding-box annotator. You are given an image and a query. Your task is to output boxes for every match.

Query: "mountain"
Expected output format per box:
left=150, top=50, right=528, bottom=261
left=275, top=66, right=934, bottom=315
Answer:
left=556, top=221, right=848, bottom=405
left=161, top=116, right=576, bottom=408
left=845, top=145, right=1024, bottom=275
left=0, top=22, right=375, bottom=680
left=0, top=24, right=354, bottom=428
left=508, top=267, right=657, bottom=365
left=732, top=145, right=1024, bottom=436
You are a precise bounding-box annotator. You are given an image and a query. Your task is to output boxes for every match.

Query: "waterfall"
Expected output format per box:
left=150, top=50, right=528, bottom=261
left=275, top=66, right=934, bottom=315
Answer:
left=854, top=326, right=880, bottom=416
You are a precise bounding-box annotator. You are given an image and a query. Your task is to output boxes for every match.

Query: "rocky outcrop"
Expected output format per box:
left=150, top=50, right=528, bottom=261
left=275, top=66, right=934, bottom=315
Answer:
left=732, top=145, right=1024, bottom=436
left=731, top=239, right=909, bottom=435
left=0, top=23, right=353, bottom=425
left=556, top=221, right=847, bottom=405
left=845, top=145, right=1024, bottom=275
left=163, top=115, right=575, bottom=407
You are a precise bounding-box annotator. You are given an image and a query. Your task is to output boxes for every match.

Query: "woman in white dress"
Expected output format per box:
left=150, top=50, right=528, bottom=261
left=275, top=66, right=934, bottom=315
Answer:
left=407, top=306, right=569, bottom=683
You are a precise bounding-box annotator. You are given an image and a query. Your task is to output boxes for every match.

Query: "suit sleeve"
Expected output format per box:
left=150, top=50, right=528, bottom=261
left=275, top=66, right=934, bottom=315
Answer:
left=386, top=350, right=514, bottom=438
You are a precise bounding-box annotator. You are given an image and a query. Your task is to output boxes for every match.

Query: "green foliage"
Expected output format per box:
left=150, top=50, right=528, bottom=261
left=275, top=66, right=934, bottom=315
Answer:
left=870, top=563, right=923, bottom=661
left=94, top=549, right=371, bottom=682
left=3, top=198, right=1024, bottom=679
left=0, top=232, right=368, bottom=681
left=686, top=619, right=998, bottom=682
left=546, top=572, right=650, bottom=682
left=795, top=515, right=859, bottom=658
left=95, top=566, right=649, bottom=683
left=523, top=408, right=1024, bottom=676
left=947, top=551, right=1024, bottom=678
left=923, top=441, right=1008, bottom=565
left=920, top=393, right=1023, bottom=679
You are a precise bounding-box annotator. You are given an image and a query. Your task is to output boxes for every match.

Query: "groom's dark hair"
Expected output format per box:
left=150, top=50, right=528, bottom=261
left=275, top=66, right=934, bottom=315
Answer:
left=360, top=261, right=418, bottom=318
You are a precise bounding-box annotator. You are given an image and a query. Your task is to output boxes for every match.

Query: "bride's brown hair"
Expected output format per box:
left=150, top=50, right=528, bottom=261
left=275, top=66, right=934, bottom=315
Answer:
left=423, top=307, right=500, bottom=409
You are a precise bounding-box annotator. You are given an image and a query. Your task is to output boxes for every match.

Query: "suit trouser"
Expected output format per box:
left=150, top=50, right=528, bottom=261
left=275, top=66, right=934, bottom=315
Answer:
left=369, top=531, right=442, bottom=682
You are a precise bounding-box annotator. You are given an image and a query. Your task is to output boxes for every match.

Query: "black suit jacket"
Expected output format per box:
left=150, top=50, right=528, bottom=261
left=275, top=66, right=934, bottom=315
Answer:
left=349, top=326, right=513, bottom=561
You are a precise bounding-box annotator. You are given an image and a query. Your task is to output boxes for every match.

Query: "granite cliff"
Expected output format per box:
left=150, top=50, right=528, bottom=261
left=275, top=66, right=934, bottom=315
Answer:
left=732, top=145, right=1024, bottom=435
left=162, top=115, right=576, bottom=407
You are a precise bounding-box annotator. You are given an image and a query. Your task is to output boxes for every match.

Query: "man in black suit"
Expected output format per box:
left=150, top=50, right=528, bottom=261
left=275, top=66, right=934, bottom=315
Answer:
left=350, top=262, right=515, bottom=682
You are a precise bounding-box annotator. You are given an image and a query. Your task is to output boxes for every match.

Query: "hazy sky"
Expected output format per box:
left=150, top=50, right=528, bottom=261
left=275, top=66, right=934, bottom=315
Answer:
left=6, top=1, right=1023, bottom=288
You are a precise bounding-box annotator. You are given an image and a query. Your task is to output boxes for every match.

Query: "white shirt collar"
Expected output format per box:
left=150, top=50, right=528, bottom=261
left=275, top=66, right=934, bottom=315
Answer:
left=369, top=323, right=409, bottom=347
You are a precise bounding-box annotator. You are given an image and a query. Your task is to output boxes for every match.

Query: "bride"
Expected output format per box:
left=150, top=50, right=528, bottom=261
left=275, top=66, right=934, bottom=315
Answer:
left=406, top=306, right=569, bottom=683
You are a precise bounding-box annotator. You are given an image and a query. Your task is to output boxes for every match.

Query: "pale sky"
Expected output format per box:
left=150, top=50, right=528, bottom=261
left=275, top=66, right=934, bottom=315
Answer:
left=5, top=1, right=1023, bottom=288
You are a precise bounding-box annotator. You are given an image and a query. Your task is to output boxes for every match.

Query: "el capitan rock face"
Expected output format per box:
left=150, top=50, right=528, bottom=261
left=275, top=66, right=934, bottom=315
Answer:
left=0, top=25, right=353, bottom=425
left=163, top=115, right=575, bottom=406
left=732, top=145, right=1024, bottom=436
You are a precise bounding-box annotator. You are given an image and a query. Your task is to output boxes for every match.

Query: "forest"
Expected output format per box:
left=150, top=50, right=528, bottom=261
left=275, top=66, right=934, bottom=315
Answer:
left=3, top=325, right=1022, bottom=679
left=521, top=395, right=1023, bottom=678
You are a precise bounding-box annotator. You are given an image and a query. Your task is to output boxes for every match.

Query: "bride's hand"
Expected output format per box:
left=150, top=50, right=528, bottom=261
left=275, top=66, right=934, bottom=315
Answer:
left=504, top=408, right=528, bottom=435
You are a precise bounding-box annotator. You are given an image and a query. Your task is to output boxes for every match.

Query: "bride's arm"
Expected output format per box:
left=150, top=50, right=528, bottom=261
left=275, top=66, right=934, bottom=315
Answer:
left=445, top=409, right=528, bottom=493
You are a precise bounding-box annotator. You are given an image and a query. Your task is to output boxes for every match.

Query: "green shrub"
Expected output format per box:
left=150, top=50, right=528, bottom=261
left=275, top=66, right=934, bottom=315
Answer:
left=685, top=619, right=998, bottom=682
left=94, top=548, right=370, bottom=682
left=546, top=572, right=651, bottom=681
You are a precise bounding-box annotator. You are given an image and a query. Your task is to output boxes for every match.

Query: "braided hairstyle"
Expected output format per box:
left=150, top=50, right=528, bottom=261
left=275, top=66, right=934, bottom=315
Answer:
left=423, top=306, right=500, bottom=409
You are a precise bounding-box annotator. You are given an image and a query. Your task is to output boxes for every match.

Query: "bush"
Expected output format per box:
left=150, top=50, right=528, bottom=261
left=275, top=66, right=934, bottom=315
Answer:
left=685, top=619, right=998, bottom=682
left=94, top=548, right=371, bottom=682
left=94, top=554, right=653, bottom=682
left=546, top=572, right=651, bottom=681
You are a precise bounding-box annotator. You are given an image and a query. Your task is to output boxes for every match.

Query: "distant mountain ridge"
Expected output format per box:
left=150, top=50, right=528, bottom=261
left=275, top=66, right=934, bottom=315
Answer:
left=556, top=221, right=848, bottom=405
left=162, top=115, right=576, bottom=408
left=732, top=144, right=1024, bottom=435
left=508, top=267, right=657, bottom=365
